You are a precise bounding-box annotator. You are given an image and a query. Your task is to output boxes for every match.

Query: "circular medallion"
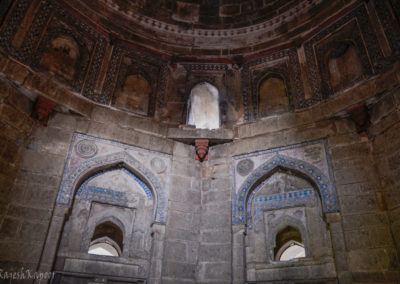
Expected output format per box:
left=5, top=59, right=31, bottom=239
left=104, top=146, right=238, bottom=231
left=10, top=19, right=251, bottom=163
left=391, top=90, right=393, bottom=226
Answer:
left=75, top=140, right=98, bottom=158
left=151, top=157, right=166, bottom=173
left=236, top=159, right=254, bottom=176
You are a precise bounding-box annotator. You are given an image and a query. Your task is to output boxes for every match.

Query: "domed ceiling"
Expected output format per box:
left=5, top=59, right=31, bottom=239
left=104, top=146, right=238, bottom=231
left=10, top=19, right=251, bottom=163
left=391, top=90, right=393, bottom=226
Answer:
left=101, top=0, right=302, bottom=29
left=69, top=0, right=344, bottom=55
left=1, top=0, right=398, bottom=127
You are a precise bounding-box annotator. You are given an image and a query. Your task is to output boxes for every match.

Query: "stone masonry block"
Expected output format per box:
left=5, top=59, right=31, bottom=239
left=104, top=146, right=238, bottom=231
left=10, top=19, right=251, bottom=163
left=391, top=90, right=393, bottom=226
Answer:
left=20, top=150, right=65, bottom=176
left=164, top=241, right=188, bottom=262
left=342, top=212, right=389, bottom=230
left=163, top=261, right=196, bottom=279
left=196, top=262, right=231, bottom=281
left=199, top=244, right=231, bottom=262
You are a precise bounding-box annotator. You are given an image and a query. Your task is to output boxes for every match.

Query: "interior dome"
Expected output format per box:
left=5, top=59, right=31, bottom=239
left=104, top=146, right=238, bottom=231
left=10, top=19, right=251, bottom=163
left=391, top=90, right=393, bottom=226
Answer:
left=64, top=0, right=342, bottom=55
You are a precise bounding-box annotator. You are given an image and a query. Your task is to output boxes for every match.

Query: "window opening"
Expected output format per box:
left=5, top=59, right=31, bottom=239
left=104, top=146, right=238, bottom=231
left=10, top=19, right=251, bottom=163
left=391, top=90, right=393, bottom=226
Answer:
left=274, top=225, right=305, bottom=261
left=88, top=221, right=123, bottom=257
left=187, top=82, right=220, bottom=129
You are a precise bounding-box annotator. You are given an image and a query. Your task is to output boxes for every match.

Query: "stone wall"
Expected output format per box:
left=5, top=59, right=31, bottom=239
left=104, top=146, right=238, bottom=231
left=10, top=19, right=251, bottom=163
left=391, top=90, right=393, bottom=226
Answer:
left=0, top=76, right=399, bottom=283
left=0, top=77, right=35, bottom=270
left=370, top=86, right=400, bottom=264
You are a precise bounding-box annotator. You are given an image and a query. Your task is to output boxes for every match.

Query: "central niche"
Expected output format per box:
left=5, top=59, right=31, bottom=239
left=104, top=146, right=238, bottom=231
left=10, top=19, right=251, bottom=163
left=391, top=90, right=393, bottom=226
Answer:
left=187, top=82, right=220, bottom=129
left=245, top=170, right=336, bottom=281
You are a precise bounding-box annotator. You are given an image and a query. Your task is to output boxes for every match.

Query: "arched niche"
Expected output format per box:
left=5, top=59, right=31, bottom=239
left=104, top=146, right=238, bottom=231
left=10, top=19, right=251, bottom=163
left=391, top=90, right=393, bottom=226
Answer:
left=54, top=159, right=159, bottom=281
left=187, top=82, right=220, bottom=129
left=258, top=74, right=289, bottom=117
left=39, top=35, right=81, bottom=84
left=56, top=151, right=167, bottom=224
left=327, top=41, right=363, bottom=93
left=273, top=223, right=306, bottom=261
left=241, top=160, right=337, bottom=282
left=233, top=154, right=339, bottom=225
left=115, top=73, right=152, bottom=116
left=89, top=221, right=124, bottom=256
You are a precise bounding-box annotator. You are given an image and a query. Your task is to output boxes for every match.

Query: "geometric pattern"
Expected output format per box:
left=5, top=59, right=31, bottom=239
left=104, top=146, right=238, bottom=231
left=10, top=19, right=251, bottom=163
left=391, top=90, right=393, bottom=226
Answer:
left=76, top=167, right=154, bottom=205
left=56, top=151, right=168, bottom=224
left=76, top=186, right=129, bottom=205
left=232, top=154, right=339, bottom=224
left=249, top=189, right=314, bottom=225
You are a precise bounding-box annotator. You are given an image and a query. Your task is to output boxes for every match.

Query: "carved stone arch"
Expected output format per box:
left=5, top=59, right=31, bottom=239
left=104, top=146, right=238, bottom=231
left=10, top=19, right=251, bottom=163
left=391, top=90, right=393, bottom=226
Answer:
left=186, top=81, right=220, bottom=129
left=185, top=79, right=218, bottom=106
left=84, top=215, right=127, bottom=253
left=56, top=151, right=167, bottom=224
left=186, top=80, right=220, bottom=113
left=267, top=215, right=310, bottom=260
left=78, top=166, right=154, bottom=200
left=253, top=68, right=293, bottom=119
left=233, top=154, right=339, bottom=224
left=90, top=216, right=127, bottom=243
left=187, top=79, right=218, bottom=94
left=255, top=71, right=289, bottom=95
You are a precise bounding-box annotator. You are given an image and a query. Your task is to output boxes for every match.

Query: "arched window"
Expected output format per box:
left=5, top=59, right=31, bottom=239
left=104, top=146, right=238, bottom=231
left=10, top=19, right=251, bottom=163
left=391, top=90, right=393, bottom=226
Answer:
left=328, top=42, right=363, bottom=93
left=274, top=225, right=305, bottom=261
left=115, top=74, right=151, bottom=116
left=88, top=221, right=123, bottom=257
left=187, top=82, right=220, bottom=129
left=258, top=75, right=288, bottom=117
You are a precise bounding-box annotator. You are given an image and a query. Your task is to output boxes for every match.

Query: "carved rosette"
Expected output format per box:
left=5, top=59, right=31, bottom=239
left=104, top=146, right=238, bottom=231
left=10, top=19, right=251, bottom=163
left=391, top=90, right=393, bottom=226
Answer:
left=236, top=159, right=254, bottom=176
left=151, top=157, right=167, bottom=173
left=75, top=140, right=98, bottom=158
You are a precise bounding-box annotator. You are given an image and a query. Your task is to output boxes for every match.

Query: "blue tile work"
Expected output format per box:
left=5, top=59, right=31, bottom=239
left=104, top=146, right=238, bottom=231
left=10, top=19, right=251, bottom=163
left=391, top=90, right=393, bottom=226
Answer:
left=56, top=138, right=169, bottom=224
left=76, top=186, right=129, bottom=205
left=123, top=168, right=153, bottom=199
left=232, top=154, right=339, bottom=224
left=248, top=189, right=314, bottom=225
left=75, top=167, right=153, bottom=203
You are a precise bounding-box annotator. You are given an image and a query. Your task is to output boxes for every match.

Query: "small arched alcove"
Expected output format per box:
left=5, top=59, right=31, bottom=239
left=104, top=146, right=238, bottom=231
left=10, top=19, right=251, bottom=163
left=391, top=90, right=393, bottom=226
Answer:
left=115, top=73, right=152, bottom=116
left=327, top=41, right=363, bottom=93
left=39, top=35, right=82, bottom=85
left=258, top=74, right=289, bottom=117
left=187, top=82, right=220, bottom=129
left=274, top=225, right=305, bottom=261
left=88, top=221, right=124, bottom=257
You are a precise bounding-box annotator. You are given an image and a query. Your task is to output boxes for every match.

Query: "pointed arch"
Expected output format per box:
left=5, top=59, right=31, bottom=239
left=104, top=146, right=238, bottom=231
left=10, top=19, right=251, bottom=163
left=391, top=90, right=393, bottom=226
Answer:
left=233, top=154, right=338, bottom=224
left=268, top=215, right=309, bottom=261
left=56, top=151, right=167, bottom=224
left=187, top=81, right=220, bottom=129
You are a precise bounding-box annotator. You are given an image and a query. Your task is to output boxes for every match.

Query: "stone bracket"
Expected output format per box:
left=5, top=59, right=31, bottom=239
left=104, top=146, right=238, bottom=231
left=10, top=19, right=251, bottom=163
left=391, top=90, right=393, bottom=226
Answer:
left=195, top=139, right=209, bottom=162
left=32, top=95, right=57, bottom=126
left=346, top=103, right=370, bottom=137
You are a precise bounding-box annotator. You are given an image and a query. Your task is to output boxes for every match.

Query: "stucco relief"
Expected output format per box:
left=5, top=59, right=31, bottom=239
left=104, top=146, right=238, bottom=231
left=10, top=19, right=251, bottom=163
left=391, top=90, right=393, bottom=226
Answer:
left=57, top=133, right=171, bottom=224
left=232, top=140, right=338, bottom=224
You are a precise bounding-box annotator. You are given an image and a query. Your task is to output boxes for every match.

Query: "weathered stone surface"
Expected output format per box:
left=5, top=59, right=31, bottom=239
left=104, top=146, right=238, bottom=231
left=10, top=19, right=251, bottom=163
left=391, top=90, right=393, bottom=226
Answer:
left=196, top=262, right=231, bottom=281
left=20, top=150, right=65, bottom=176
left=163, top=261, right=196, bottom=279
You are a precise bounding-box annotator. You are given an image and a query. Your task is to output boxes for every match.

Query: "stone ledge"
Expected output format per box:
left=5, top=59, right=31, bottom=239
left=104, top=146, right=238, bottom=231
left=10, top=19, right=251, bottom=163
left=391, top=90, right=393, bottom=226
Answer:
left=167, top=127, right=234, bottom=145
